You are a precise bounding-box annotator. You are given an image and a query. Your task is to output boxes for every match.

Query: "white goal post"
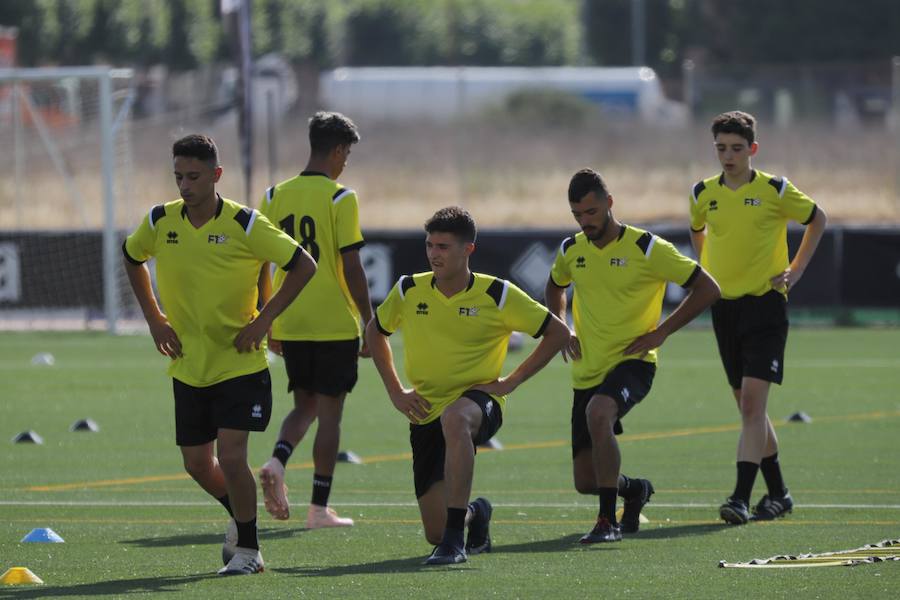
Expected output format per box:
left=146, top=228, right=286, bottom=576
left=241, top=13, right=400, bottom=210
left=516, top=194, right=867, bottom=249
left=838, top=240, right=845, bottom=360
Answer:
left=0, top=66, right=134, bottom=333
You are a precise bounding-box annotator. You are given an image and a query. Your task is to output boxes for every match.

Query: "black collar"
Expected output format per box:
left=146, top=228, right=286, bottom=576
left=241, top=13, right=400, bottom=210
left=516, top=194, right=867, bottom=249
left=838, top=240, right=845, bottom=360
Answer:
left=300, top=170, right=330, bottom=178
left=181, top=194, right=224, bottom=219
left=718, top=169, right=757, bottom=186
left=431, top=272, right=475, bottom=292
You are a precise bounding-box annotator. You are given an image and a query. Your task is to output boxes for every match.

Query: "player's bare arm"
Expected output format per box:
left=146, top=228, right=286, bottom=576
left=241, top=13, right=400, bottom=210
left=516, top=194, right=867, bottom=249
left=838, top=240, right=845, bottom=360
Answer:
left=545, top=277, right=581, bottom=362
left=235, top=249, right=317, bottom=353
left=364, top=319, right=431, bottom=422
left=689, top=227, right=706, bottom=258
left=341, top=249, right=374, bottom=357
left=473, top=314, right=569, bottom=396
left=123, top=258, right=182, bottom=358
left=256, top=262, right=283, bottom=356
left=624, top=268, right=720, bottom=356
left=769, top=206, right=828, bottom=292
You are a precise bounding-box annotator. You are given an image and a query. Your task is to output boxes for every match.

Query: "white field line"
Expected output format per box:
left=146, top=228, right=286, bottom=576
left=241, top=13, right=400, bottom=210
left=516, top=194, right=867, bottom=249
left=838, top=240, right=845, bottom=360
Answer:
left=1, top=500, right=899, bottom=510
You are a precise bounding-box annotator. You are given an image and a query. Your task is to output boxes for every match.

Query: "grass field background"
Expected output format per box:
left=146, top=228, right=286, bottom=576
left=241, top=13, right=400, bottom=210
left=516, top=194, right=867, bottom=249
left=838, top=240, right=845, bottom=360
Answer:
left=1, top=328, right=898, bottom=598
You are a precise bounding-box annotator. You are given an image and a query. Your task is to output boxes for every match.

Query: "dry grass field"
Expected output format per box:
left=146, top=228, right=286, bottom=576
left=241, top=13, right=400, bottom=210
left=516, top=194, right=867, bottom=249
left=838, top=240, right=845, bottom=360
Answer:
left=2, top=115, right=899, bottom=230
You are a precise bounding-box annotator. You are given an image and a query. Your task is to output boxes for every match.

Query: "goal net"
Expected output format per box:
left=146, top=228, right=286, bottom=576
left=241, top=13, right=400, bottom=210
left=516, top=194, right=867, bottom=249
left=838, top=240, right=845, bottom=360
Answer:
left=0, top=67, right=138, bottom=332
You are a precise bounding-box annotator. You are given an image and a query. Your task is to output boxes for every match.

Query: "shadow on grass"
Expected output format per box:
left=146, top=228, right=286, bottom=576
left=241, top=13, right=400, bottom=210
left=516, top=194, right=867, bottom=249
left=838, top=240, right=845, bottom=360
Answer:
left=274, top=554, right=477, bottom=577
left=491, top=533, right=588, bottom=553
left=274, top=534, right=602, bottom=577
left=120, top=526, right=306, bottom=550
left=0, top=573, right=215, bottom=599
left=629, top=523, right=725, bottom=539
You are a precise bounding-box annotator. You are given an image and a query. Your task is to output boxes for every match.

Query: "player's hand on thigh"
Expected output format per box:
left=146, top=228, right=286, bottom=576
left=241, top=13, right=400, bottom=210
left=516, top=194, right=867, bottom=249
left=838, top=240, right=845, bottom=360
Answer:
left=562, top=332, right=581, bottom=362
left=472, top=376, right=515, bottom=396
left=390, top=388, right=431, bottom=423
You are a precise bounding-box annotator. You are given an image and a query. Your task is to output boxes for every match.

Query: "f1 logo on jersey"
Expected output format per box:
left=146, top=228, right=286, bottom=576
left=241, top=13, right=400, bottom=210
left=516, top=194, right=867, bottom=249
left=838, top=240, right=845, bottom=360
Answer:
left=610, top=258, right=627, bottom=267
left=458, top=307, right=479, bottom=317
left=166, top=231, right=179, bottom=244
left=207, top=234, right=228, bottom=244
left=744, top=198, right=761, bottom=206
left=416, top=302, right=429, bottom=315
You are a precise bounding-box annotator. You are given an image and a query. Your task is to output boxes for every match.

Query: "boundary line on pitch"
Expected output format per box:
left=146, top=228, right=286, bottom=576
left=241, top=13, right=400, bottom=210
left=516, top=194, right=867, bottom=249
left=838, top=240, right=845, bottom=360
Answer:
left=22, top=409, right=900, bottom=493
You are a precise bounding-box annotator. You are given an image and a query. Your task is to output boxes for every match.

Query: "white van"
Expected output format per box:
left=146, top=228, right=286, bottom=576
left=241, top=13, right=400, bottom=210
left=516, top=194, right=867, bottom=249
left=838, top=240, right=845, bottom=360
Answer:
left=318, top=66, right=685, bottom=124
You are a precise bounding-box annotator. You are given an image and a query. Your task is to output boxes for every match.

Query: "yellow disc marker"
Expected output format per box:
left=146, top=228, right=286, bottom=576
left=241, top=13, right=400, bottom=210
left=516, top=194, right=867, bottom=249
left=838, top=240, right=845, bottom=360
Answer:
left=1, top=567, right=44, bottom=585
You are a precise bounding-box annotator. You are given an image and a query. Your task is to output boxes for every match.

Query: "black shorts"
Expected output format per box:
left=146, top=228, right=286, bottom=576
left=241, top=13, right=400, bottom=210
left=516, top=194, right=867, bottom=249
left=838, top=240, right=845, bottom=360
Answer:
left=571, top=360, right=656, bottom=456
left=281, top=339, right=359, bottom=396
left=711, top=289, right=788, bottom=390
left=410, top=390, right=503, bottom=499
left=173, top=369, right=272, bottom=446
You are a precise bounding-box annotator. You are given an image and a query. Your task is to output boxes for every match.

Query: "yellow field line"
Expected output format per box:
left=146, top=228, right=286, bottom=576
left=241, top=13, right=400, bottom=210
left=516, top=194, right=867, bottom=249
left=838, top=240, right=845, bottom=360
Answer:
left=24, top=409, right=900, bottom=493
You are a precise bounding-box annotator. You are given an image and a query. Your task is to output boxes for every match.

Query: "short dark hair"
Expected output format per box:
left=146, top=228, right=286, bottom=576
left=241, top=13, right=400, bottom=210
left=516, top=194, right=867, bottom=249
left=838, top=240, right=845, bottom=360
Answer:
left=172, top=134, right=218, bottom=166
left=172, top=133, right=219, bottom=167
left=424, top=206, right=477, bottom=243
left=309, top=111, right=360, bottom=155
left=711, top=110, right=757, bottom=145
left=568, top=168, right=609, bottom=203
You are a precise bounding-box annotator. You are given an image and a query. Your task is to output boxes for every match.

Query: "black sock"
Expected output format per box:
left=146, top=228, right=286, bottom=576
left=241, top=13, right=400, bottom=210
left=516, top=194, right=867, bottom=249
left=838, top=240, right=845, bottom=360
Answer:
left=217, top=495, right=234, bottom=518
left=311, top=473, right=333, bottom=507
left=598, top=487, right=618, bottom=524
left=732, top=461, right=760, bottom=505
left=272, top=440, right=294, bottom=468
left=760, top=453, right=787, bottom=498
left=442, top=507, right=467, bottom=548
left=617, top=474, right=641, bottom=499
left=235, top=517, right=259, bottom=550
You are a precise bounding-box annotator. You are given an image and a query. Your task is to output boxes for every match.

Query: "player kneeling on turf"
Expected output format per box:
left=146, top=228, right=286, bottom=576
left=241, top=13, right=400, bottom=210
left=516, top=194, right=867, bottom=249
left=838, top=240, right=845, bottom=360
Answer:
left=546, top=169, right=720, bottom=543
left=366, top=207, right=569, bottom=565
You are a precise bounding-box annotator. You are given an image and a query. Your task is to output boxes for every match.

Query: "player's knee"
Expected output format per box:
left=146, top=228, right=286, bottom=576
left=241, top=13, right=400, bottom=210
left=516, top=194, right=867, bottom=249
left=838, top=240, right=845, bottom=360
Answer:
left=574, top=477, right=596, bottom=495
left=738, top=398, right=766, bottom=422
left=586, top=400, right=617, bottom=430
left=182, top=456, right=212, bottom=479
left=440, top=409, right=471, bottom=438
left=217, top=447, right=248, bottom=473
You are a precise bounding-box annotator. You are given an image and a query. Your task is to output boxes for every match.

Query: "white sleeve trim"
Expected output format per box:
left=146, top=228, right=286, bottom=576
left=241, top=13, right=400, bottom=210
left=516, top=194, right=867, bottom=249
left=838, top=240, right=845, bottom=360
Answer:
left=265, top=186, right=275, bottom=204
left=645, top=235, right=657, bottom=257
left=778, top=178, right=789, bottom=198
left=149, top=208, right=159, bottom=230
left=398, top=276, right=409, bottom=300
left=498, top=280, right=510, bottom=310
left=333, top=189, right=354, bottom=204
left=246, top=209, right=259, bottom=235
